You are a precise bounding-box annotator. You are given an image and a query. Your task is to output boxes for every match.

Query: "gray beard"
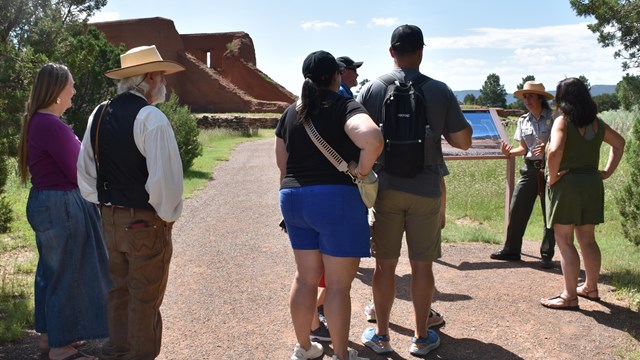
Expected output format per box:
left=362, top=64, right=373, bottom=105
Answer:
left=150, top=84, right=167, bottom=105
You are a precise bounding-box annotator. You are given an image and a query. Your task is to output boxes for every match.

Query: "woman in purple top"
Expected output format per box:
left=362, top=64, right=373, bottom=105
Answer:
left=18, top=63, right=110, bottom=360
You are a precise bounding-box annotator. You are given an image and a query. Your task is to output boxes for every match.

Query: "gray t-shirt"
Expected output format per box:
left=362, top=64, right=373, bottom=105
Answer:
left=357, top=68, right=469, bottom=198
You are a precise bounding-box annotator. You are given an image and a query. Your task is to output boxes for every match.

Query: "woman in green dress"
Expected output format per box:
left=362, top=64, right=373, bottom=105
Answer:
left=541, top=77, right=625, bottom=310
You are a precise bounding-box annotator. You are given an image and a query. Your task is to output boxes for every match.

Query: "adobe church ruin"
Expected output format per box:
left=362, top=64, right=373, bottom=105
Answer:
left=91, top=17, right=296, bottom=113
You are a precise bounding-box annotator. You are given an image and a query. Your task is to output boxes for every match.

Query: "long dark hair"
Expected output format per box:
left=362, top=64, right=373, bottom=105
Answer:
left=555, top=77, right=597, bottom=128
left=296, top=78, right=321, bottom=125
left=18, top=63, right=71, bottom=183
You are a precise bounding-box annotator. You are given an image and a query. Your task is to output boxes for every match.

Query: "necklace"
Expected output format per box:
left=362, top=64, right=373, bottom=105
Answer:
left=36, top=110, right=59, bottom=117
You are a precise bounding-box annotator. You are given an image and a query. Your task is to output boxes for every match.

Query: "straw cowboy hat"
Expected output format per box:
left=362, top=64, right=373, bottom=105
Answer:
left=105, top=45, right=185, bottom=79
left=514, top=81, right=554, bottom=100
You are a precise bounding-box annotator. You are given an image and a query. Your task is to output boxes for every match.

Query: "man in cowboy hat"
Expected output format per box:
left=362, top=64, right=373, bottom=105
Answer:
left=490, top=80, right=556, bottom=269
left=77, top=45, right=185, bottom=359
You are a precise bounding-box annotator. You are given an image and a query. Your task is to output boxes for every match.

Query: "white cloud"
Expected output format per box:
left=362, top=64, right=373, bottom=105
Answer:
left=345, top=20, right=357, bottom=25
left=512, top=48, right=555, bottom=60
left=369, top=17, right=398, bottom=27
left=420, top=22, right=629, bottom=91
left=89, top=11, right=120, bottom=23
left=427, top=23, right=596, bottom=50
left=300, top=21, right=339, bottom=31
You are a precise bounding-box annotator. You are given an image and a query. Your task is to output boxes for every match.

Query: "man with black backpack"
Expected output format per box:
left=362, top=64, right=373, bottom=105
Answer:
left=357, top=24, right=472, bottom=357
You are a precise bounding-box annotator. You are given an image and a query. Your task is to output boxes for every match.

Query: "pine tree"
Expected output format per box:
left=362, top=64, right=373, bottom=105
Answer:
left=478, top=73, right=507, bottom=108
left=618, top=112, right=640, bottom=245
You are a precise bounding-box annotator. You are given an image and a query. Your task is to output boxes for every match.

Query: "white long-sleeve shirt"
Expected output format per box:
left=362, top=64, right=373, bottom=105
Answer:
left=77, top=91, right=184, bottom=222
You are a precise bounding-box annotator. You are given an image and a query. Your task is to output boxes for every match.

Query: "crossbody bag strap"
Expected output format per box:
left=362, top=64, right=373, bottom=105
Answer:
left=302, top=118, right=353, bottom=178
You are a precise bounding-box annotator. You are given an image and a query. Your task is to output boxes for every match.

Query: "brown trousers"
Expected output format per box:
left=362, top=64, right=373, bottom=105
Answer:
left=100, top=205, right=172, bottom=360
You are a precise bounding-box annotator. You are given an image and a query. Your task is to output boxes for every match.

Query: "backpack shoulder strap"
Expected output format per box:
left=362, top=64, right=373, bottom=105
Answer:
left=410, top=74, right=432, bottom=126
left=377, top=74, right=399, bottom=128
left=377, top=73, right=397, bottom=87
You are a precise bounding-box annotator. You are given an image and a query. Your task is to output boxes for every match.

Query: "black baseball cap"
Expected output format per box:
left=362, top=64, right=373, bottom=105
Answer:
left=336, top=56, right=363, bottom=69
left=302, top=50, right=340, bottom=82
left=390, top=24, right=425, bottom=53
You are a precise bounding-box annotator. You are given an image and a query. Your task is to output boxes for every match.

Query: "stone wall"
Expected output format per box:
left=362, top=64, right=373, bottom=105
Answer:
left=496, top=109, right=525, bottom=118
left=196, top=114, right=280, bottom=136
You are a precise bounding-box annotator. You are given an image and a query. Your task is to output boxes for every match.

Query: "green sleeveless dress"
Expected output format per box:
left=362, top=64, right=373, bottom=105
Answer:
left=546, top=117, right=605, bottom=226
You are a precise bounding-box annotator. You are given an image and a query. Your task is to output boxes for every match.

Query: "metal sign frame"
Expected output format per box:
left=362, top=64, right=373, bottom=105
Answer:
left=443, top=108, right=515, bottom=242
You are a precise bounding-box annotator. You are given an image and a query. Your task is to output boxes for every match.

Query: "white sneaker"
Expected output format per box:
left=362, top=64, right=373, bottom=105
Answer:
left=363, top=304, right=376, bottom=323
left=291, top=342, right=324, bottom=360
left=331, top=348, right=369, bottom=360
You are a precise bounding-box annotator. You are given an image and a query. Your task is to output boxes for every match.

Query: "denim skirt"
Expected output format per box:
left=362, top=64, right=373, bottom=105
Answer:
left=27, top=188, right=111, bottom=347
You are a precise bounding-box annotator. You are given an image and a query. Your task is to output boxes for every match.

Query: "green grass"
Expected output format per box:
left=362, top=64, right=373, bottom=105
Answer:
left=0, top=163, right=35, bottom=341
left=443, top=158, right=507, bottom=244
left=0, top=128, right=269, bottom=343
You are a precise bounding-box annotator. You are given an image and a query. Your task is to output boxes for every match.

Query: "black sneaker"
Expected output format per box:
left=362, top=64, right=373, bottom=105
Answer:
left=490, top=249, right=521, bottom=261
left=310, top=322, right=331, bottom=342
left=317, top=305, right=327, bottom=327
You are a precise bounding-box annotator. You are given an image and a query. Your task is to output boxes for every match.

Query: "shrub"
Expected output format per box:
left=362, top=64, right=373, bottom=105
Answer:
left=593, top=93, right=620, bottom=112
left=0, top=147, right=12, bottom=232
left=616, top=74, right=640, bottom=111
left=0, top=194, right=13, bottom=233
left=62, top=27, right=122, bottom=138
left=617, top=111, right=640, bottom=246
left=157, top=93, right=203, bottom=172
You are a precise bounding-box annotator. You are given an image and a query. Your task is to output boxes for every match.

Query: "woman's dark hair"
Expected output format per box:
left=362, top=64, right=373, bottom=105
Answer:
left=540, top=96, right=551, bottom=111
left=555, top=77, right=597, bottom=127
left=296, top=78, right=322, bottom=124
left=296, top=51, right=338, bottom=124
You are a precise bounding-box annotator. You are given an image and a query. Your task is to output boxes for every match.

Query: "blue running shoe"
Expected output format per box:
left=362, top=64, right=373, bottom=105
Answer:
left=409, top=329, right=440, bottom=357
left=361, top=327, right=393, bottom=354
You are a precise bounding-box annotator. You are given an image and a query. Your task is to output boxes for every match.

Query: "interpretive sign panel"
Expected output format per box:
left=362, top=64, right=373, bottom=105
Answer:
left=442, top=108, right=508, bottom=160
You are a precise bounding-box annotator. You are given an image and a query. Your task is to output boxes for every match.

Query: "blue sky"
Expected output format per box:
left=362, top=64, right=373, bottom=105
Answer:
left=91, top=0, right=637, bottom=96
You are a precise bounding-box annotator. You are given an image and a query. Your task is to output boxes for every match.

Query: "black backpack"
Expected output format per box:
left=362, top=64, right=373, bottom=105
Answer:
left=378, top=73, right=431, bottom=178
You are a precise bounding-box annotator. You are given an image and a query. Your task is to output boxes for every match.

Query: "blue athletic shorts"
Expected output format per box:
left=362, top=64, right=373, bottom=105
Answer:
left=280, top=184, right=371, bottom=258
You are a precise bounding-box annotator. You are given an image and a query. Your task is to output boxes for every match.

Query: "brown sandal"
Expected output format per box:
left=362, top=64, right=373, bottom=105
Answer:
left=40, top=341, right=87, bottom=355
left=540, top=294, right=579, bottom=310
left=576, top=285, right=600, bottom=301
left=51, top=350, right=96, bottom=360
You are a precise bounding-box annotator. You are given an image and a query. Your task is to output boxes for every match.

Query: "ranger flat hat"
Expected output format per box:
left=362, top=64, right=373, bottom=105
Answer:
left=514, top=81, right=554, bottom=100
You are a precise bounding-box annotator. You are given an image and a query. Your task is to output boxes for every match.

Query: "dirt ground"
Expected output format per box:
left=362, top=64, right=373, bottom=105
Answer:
left=1, top=138, right=638, bottom=360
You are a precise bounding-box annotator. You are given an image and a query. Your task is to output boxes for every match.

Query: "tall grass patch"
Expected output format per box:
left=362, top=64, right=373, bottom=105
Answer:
left=0, top=160, right=35, bottom=342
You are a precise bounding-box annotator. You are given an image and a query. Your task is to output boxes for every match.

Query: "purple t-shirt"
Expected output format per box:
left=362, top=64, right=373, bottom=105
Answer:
left=28, top=112, right=80, bottom=190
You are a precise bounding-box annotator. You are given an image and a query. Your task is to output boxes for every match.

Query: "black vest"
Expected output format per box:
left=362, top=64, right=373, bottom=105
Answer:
left=90, top=92, right=153, bottom=210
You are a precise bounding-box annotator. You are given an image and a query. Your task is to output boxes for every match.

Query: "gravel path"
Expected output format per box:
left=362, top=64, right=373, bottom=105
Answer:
left=1, top=138, right=638, bottom=359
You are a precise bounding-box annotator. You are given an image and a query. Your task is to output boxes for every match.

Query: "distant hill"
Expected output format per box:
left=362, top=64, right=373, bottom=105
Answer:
left=591, top=84, right=617, bottom=96
left=453, top=85, right=616, bottom=105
